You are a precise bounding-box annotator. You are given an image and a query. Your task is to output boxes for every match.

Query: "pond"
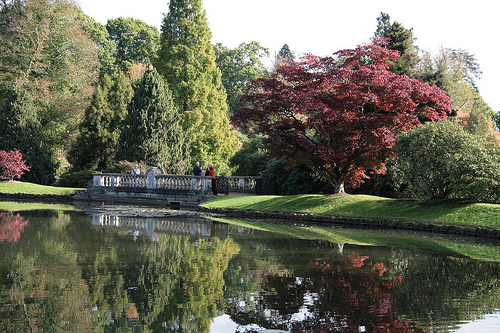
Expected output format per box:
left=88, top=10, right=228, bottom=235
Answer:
left=0, top=202, right=499, bottom=332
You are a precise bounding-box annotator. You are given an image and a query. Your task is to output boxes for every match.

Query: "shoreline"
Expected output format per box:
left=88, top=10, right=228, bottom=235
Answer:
left=0, top=192, right=75, bottom=203
left=198, top=205, right=500, bottom=240
left=1, top=192, right=499, bottom=240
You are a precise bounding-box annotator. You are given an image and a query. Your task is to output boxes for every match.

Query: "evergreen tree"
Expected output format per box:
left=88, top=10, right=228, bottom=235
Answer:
left=0, top=86, right=57, bottom=185
left=278, top=44, right=293, bottom=62
left=69, top=72, right=133, bottom=171
left=274, top=43, right=294, bottom=70
left=116, top=67, right=189, bottom=174
left=156, top=0, right=240, bottom=174
left=375, top=12, right=419, bottom=76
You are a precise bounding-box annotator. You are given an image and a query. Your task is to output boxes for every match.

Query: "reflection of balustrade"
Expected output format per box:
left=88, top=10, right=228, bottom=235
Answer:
left=91, top=213, right=259, bottom=240
left=92, top=214, right=213, bottom=238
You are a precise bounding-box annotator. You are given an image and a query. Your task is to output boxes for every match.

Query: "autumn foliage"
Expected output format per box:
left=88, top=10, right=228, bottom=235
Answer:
left=233, top=39, right=452, bottom=192
left=0, top=149, right=30, bottom=180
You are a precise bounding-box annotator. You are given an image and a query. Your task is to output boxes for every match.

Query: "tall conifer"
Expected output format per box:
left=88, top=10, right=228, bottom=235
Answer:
left=157, top=0, right=240, bottom=174
left=69, top=73, right=133, bottom=171
left=116, top=67, right=189, bottom=173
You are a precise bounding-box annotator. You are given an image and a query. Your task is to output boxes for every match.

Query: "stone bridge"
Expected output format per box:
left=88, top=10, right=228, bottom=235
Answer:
left=76, top=169, right=275, bottom=208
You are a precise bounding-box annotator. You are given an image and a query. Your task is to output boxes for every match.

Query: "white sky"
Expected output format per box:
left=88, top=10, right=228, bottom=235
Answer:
left=77, top=0, right=499, bottom=111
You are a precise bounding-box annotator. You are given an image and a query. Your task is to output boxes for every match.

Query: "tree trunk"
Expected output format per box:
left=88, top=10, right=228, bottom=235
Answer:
left=335, top=181, right=345, bottom=194
left=317, top=168, right=345, bottom=194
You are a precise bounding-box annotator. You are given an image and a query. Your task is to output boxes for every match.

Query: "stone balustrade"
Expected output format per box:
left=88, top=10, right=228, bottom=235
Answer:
left=91, top=171, right=267, bottom=194
left=82, top=171, right=274, bottom=207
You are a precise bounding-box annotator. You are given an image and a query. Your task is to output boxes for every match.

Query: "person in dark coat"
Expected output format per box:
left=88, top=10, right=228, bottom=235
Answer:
left=193, top=161, right=202, bottom=176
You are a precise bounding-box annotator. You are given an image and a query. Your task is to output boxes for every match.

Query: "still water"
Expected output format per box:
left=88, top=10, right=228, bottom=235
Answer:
left=0, top=204, right=499, bottom=332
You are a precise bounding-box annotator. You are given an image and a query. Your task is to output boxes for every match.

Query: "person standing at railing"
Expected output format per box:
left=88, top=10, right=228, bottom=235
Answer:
left=206, top=163, right=217, bottom=195
left=192, top=161, right=202, bottom=189
left=131, top=164, right=140, bottom=175
left=130, top=164, right=141, bottom=187
left=206, top=163, right=215, bottom=176
left=193, top=161, right=202, bottom=176
left=156, top=163, right=164, bottom=174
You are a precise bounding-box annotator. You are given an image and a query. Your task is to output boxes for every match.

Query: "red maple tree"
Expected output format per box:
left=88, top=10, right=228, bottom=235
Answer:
left=0, top=149, right=30, bottom=181
left=233, top=39, right=452, bottom=192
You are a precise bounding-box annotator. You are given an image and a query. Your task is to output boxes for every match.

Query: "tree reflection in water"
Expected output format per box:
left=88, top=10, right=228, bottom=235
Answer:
left=0, top=212, right=29, bottom=243
left=0, top=209, right=498, bottom=333
left=223, top=238, right=500, bottom=333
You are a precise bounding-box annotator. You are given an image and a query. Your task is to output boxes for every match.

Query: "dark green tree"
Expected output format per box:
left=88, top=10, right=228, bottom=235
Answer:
left=0, top=86, right=57, bottom=184
left=278, top=43, right=293, bottom=62
left=274, top=43, right=294, bottom=70
left=106, top=17, right=160, bottom=71
left=156, top=0, right=240, bottom=174
left=116, top=67, right=189, bottom=173
left=229, top=135, right=268, bottom=176
left=69, top=72, right=133, bottom=171
left=374, top=12, right=419, bottom=76
left=215, top=41, right=269, bottom=116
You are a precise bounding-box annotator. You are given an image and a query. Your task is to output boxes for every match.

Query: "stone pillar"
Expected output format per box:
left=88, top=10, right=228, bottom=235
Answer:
left=93, top=174, right=102, bottom=187
left=145, top=169, right=157, bottom=189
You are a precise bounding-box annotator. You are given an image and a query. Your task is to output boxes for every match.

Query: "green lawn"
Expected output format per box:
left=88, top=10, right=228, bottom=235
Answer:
left=202, top=194, right=500, bottom=231
left=0, top=180, right=82, bottom=195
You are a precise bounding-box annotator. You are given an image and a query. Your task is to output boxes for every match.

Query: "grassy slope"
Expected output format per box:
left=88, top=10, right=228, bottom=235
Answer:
left=0, top=181, right=82, bottom=195
left=202, top=194, right=500, bottom=231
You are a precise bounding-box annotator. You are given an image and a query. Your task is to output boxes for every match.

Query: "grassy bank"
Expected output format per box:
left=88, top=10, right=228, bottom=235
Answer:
left=202, top=194, right=500, bottom=231
left=0, top=181, right=82, bottom=195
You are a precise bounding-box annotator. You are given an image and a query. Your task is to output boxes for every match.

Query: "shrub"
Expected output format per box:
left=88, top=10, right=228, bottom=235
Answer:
left=394, top=120, right=500, bottom=202
left=55, top=170, right=94, bottom=188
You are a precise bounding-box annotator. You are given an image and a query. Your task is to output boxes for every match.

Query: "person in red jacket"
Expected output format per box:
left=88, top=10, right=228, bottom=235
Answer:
left=206, top=163, right=217, bottom=195
left=206, top=163, right=215, bottom=177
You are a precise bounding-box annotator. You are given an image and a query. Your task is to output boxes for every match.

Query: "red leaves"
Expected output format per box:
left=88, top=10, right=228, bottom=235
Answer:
left=233, top=39, right=452, bottom=190
left=0, top=149, right=30, bottom=181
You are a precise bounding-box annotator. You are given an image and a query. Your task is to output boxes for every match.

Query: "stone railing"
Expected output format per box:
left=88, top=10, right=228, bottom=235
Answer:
left=91, top=171, right=272, bottom=195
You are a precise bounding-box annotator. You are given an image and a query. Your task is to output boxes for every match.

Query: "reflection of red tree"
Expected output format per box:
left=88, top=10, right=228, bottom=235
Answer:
left=0, top=212, right=29, bottom=243
left=229, top=248, right=423, bottom=333
left=291, top=251, right=423, bottom=333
